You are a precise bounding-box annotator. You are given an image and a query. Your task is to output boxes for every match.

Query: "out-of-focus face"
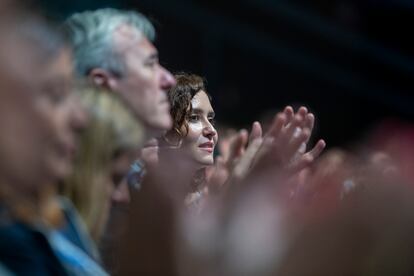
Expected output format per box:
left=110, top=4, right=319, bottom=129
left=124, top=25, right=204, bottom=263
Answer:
left=112, top=25, right=176, bottom=135
left=0, top=63, right=40, bottom=189
left=94, top=148, right=138, bottom=240
left=0, top=43, right=87, bottom=192
left=180, top=91, right=218, bottom=167
left=110, top=148, right=141, bottom=205
left=36, top=48, right=88, bottom=181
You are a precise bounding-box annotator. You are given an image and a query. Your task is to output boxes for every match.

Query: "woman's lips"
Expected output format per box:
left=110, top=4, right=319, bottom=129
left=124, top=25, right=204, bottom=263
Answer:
left=199, top=142, right=214, bottom=153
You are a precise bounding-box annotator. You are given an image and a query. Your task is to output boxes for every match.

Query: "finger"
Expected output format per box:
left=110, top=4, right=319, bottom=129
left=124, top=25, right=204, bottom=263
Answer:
left=305, top=139, right=326, bottom=161
left=254, top=133, right=275, bottom=168
left=302, top=113, right=315, bottom=144
left=141, top=146, right=159, bottom=165
left=283, top=106, right=294, bottom=125
left=267, top=113, right=286, bottom=139
left=222, top=130, right=246, bottom=160
left=297, top=106, right=308, bottom=118
left=292, top=140, right=325, bottom=172
left=298, top=142, right=307, bottom=154
left=283, top=114, right=304, bottom=145
left=207, top=159, right=230, bottom=193
left=228, top=129, right=248, bottom=162
left=249, top=121, right=263, bottom=144
left=293, top=154, right=314, bottom=173
left=304, top=113, right=315, bottom=131
left=144, top=138, right=158, bottom=147
left=287, top=127, right=310, bottom=158
left=233, top=137, right=263, bottom=179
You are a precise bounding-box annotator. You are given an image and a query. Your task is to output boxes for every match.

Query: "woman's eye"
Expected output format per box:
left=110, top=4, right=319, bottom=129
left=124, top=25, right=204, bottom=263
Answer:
left=208, top=117, right=216, bottom=125
left=189, top=114, right=200, bottom=122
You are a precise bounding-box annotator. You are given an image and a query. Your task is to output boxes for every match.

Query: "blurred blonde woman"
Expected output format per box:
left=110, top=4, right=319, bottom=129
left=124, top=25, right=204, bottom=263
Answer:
left=63, top=87, right=145, bottom=243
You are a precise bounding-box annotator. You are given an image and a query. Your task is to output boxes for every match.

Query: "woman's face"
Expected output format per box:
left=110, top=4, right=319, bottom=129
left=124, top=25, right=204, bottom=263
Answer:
left=180, top=90, right=218, bottom=167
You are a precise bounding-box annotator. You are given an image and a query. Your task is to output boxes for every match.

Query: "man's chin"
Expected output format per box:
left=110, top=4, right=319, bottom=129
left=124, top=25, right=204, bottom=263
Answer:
left=145, top=117, right=173, bottom=138
left=48, top=160, right=72, bottom=182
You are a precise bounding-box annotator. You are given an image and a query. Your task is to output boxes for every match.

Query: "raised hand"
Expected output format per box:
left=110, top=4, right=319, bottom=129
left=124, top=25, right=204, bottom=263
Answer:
left=252, top=106, right=325, bottom=174
left=207, top=106, right=325, bottom=196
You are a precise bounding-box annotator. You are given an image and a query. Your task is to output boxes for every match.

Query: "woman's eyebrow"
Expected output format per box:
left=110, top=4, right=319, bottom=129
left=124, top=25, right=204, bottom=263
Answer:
left=191, top=108, right=203, bottom=114
left=191, top=108, right=215, bottom=116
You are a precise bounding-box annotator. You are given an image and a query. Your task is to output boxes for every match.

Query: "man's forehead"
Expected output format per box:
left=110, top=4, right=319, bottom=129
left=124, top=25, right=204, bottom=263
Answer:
left=112, top=24, right=156, bottom=54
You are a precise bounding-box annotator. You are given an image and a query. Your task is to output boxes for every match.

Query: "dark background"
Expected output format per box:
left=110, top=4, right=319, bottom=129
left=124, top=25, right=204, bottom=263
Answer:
left=34, top=0, right=414, bottom=148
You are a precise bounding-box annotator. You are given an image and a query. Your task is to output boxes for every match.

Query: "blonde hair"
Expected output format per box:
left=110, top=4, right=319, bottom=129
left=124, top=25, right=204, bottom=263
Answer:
left=63, top=87, right=144, bottom=240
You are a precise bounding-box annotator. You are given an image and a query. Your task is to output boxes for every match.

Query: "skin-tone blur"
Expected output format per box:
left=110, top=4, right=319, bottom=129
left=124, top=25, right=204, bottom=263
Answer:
left=0, top=32, right=86, bottom=198
left=37, top=48, right=88, bottom=181
left=91, top=24, right=176, bottom=136
left=110, top=148, right=142, bottom=204
left=180, top=91, right=218, bottom=168
left=90, top=149, right=138, bottom=239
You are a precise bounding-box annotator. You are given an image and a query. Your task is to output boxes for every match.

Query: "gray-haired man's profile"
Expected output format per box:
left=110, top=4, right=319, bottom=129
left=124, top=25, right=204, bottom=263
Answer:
left=64, top=8, right=176, bottom=136
left=64, top=10, right=177, bottom=272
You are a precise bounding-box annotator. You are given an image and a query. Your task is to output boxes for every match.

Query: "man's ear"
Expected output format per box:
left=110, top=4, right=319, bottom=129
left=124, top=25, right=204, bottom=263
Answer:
left=88, top=68, right=118, bottom=91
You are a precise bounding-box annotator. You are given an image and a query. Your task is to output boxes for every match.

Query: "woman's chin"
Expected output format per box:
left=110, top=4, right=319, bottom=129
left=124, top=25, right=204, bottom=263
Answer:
left=195, top=157, right=214, bottom=167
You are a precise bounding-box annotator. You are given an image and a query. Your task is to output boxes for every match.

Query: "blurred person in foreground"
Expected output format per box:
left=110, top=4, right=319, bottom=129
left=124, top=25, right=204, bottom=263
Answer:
left=63, top=87, right=145, bottom=243
left=201, top=125, right=410, bottom=276
left=0, top=4, right=22, bottom=276
left=271, top=131, right=414, bottom=276
left=0, top=11, right=88, bottom=276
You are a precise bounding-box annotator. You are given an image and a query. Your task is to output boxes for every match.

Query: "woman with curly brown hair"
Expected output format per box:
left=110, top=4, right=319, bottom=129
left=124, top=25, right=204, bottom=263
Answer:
left=161, top=73, right=218, bottom=205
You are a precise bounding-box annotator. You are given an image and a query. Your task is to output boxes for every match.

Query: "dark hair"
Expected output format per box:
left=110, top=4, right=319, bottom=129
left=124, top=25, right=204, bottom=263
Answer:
left=167, top=73, right=211, bottom=137
left=1, top=12, right=69, bottom=71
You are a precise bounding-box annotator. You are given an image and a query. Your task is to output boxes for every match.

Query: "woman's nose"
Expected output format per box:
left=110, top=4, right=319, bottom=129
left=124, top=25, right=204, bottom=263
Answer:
left=203, top=125, right=217, bottom=138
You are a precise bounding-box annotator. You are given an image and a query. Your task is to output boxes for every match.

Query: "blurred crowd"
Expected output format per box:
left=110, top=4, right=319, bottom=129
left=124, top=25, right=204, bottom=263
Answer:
left=1, top=1, right=414, bottom=275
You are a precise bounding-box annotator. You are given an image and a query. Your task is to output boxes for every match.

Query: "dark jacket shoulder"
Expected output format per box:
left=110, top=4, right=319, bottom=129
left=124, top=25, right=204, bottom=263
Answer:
left=0, top=219, right=68, bottom=276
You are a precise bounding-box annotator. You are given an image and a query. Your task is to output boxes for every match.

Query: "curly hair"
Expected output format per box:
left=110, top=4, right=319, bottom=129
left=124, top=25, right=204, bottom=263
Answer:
left=167, top=73, right=211, bottom=137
